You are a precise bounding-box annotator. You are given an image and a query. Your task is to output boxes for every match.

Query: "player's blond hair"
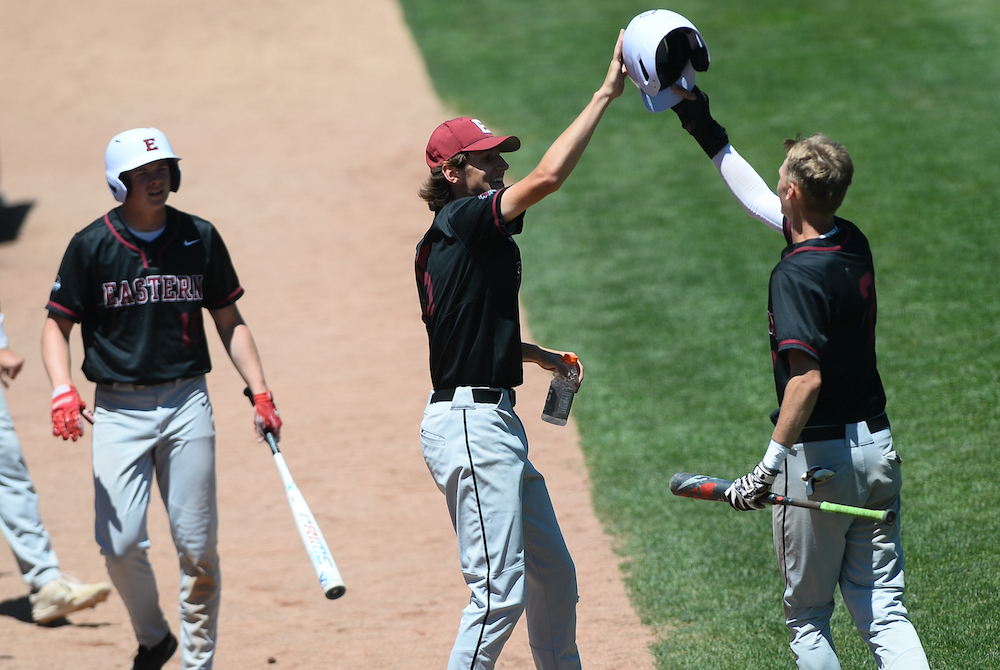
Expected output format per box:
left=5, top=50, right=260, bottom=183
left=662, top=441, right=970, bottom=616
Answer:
left=419, top=153, right=469, bottom=212
left=782, top=133, right=853, bottom=217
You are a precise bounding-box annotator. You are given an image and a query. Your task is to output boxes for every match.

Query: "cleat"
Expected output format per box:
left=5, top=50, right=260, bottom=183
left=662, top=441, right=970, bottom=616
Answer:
left=133, top=631, right=178, bottom=670
left=29, top=574, right=112, bottom=624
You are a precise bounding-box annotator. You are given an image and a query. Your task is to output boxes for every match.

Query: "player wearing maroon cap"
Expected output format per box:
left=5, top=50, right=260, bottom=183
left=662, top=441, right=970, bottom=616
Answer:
left=41, top=127, right=281, bottom=670
left=414, top=31, right=626, bottom=670
left=666, top=85, right=929, bottom=670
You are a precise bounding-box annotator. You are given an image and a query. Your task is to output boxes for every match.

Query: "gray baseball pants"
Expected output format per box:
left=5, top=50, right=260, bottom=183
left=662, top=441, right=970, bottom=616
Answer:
left=421, top=387, right=581, bottom=670
left=93, top=375, right=219, bottom=670
left=773, top=417, right=929, bottom=670
left=0, top=385, right=61, bottom=590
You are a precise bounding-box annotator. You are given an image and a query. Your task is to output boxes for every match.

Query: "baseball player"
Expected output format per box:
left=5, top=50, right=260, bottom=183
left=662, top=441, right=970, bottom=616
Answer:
left=666, top=85, right=929, bottom=669
left=0, top=306, right=112, bottom=624
left=414, top=30, right=625, bottom=670
left=40, top=127, right=281, bottom=670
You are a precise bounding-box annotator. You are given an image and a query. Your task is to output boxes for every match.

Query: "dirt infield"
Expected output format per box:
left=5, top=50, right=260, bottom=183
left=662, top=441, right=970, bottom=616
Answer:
left=0, top=1, right=655, bottom=668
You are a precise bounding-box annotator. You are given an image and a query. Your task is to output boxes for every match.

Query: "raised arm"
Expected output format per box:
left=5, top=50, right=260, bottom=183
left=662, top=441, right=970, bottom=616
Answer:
left=712, top=146, right=783, bottom=232
left=499, top=30, right=627, bottom=221
left=671, top=85, right=783, bottom=232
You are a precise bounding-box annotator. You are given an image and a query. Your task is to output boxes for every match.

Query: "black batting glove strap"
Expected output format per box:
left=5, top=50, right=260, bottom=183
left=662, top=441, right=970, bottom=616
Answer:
left=671, top=86, right=729, bottom=158
left=724, top=462, right=777, bottom=512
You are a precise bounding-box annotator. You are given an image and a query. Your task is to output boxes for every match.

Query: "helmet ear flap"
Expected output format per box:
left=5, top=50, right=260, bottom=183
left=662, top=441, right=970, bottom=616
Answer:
left=168, top=159, right=181, bottom=193
left=109, top=175, right=129, bottom=203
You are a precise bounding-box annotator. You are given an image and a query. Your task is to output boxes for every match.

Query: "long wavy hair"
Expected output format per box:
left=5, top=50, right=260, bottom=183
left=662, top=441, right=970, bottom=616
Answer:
left=418, top=153, right=469, bottom=212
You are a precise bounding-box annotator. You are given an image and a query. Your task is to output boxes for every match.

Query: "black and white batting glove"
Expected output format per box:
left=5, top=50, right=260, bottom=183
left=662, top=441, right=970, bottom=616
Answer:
left=724, top=462, right=777, bottom=512
left=671, top=86, right=729, bottom=159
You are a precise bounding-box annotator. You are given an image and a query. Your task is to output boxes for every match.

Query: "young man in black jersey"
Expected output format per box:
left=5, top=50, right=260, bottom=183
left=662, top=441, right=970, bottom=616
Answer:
left=414, top=31, right=625, bottom=670
left=666, top=86, right=929, bottom=669
left=41, top=127, right=281, bottom=670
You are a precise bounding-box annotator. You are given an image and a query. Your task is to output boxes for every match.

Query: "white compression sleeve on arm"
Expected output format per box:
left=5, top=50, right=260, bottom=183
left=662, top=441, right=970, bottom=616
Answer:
left=711, top=146, right=784, bottom=233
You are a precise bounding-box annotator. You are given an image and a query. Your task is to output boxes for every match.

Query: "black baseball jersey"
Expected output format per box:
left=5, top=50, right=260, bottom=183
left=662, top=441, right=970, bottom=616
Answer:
left=414, top=188, right=525, bottom=390
left=47, top=206, right=243, bottom=385
left=769, top=216, right=886, bottom=425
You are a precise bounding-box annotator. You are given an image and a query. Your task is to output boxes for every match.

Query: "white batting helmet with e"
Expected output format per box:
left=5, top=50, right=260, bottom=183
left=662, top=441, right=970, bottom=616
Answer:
left=105, top=127, right=182, bottom=202
left=623, top=9, right=711, bottom=112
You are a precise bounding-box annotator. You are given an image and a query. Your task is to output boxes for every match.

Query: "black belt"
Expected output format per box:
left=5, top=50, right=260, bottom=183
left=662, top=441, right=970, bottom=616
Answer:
left=98, top=375, right=201, bottom=391
left=431, top=388, right=514, bottom=406
left=797, top=412, right=891, bottom=443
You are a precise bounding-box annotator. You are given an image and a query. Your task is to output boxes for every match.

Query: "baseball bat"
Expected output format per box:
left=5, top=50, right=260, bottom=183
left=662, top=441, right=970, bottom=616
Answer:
left=669, top=472, right=896, bottom=525
left=245, top=389, right=346, bottom=599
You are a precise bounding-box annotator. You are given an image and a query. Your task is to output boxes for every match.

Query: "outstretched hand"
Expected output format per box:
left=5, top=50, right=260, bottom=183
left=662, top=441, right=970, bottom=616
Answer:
left=600, top=29, right=627, bottom=101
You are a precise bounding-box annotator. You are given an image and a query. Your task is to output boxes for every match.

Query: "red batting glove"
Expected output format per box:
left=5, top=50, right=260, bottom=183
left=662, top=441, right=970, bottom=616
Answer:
left=52, top=385, right=87, bottom=442
left=252, top=390, right=282, bottom=442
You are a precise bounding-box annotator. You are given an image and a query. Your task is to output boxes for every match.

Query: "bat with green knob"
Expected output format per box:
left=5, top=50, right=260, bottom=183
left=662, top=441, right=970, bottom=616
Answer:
left=669, top=472, right=896, bottom=525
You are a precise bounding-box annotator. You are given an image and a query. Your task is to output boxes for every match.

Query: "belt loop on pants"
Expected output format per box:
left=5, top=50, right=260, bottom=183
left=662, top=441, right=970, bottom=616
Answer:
left=431, top=387, right=515, bottom=407
left=796, top=412, right=891, bottom=443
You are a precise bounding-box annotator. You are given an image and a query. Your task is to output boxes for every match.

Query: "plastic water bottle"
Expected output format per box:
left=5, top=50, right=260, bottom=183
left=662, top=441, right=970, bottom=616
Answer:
left=541, top=354, right=579, bottom=426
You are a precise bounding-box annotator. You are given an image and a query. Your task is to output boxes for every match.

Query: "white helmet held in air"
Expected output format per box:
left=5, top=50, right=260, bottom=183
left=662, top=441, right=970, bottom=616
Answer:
left=623, top=9, right=711, bottom=112
left=105, top=127, right=182, bottom=203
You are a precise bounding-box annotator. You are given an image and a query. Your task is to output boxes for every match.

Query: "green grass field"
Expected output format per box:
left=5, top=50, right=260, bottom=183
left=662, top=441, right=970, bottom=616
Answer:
left=398, top=1, right=1000, bottom=667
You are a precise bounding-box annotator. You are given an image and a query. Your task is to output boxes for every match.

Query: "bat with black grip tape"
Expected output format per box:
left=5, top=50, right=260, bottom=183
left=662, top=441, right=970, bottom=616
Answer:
left=669, top=472, right=896, bottom=525
left=245, top=388, right=346, bottom=599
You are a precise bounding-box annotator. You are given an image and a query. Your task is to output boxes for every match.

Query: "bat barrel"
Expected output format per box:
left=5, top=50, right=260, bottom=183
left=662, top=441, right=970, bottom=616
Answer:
left=669, top=472, right=731, bottom=501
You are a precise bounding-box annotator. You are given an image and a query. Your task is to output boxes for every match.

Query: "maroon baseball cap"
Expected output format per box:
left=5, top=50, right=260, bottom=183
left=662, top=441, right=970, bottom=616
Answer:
left=425, top=117, right=521, bottom=169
